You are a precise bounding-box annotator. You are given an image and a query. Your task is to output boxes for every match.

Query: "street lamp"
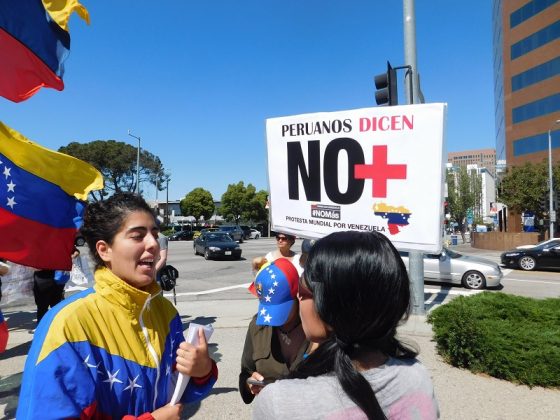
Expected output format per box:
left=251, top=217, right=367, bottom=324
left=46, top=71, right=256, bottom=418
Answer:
left=127, top=130, right=141, bottom=194
left=548, top=119, right=560, bottom=238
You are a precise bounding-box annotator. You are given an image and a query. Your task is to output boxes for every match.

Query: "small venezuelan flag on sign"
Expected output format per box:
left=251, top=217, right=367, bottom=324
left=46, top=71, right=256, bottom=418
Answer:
left=0, top=0, right=90, bottom=102
left=0, top=122, right=103, bottom=270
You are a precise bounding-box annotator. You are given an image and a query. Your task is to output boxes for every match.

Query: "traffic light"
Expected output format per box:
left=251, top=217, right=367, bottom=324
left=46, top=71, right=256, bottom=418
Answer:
left=374, top=61, right=398, bottom=106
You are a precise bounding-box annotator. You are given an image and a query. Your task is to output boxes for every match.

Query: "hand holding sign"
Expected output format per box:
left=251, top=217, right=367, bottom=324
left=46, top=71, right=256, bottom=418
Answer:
left=169, top=323, right=214, bottom=405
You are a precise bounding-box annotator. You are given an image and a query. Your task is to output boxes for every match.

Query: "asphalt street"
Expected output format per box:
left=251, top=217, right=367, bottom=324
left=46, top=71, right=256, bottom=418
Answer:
left=1, top=238, right=559, bottom=419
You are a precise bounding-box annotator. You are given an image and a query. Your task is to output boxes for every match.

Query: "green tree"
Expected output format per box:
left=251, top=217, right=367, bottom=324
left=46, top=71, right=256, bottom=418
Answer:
left=498, top=161, right=554, bottom=221
left=220, top=181, right=265, bottom=224
left=447, top=167, right=475, bottom=241
left=180, top=188, right=215, bottom=222
left=59, top=140, right=166, bottom=201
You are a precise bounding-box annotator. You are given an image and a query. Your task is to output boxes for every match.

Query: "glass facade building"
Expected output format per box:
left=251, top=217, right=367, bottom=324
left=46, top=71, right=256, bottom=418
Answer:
left=492, top=0, right=560, bottom=165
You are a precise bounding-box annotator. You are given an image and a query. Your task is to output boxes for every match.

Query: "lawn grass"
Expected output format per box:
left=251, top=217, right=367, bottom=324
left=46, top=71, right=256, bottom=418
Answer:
left=427, top=292, right=560, bottom=388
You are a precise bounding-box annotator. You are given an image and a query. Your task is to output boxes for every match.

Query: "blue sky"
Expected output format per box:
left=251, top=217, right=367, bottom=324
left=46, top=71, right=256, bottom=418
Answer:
left=0, top=0, right=494, bottom=202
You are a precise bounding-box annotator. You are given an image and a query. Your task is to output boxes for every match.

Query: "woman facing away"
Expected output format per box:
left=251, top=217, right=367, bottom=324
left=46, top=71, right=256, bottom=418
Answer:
left=253, top=231, right=439, bottom=420
left=17, top=193, right=217, bottom=420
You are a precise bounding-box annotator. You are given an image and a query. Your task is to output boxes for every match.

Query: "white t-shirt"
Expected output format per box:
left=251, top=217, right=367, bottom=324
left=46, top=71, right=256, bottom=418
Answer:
left=265, top=252, right=303, bottom=276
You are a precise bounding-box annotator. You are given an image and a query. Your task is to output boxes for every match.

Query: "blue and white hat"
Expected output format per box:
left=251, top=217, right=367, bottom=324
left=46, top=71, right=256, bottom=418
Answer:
left=253, top=258, right=299, bottom=326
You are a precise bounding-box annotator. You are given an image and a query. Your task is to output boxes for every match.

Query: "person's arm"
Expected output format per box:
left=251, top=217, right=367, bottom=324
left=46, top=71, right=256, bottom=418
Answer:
left=156, top=248, right=168, bottom=272
left=239, top=321, right=259, bottom=404
left=0, top=260, right=9, bottom=276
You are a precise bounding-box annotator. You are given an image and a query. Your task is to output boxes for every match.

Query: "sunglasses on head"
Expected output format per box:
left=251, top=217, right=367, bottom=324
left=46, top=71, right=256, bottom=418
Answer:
left=297, top=274, right=314, bottom=300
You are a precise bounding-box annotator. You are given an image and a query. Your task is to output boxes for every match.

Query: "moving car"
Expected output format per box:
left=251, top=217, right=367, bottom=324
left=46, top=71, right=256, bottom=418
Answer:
left=249, top=228, right=261, bottom=239
left=167, top=230, right=194, bottom=241
left=218, top=225, right=244, bottom=242
left=193, top=232, right=242, bottom=260
left=399, top=247, right=503, bottom=290
left=501, top=239, right=560, bottom=271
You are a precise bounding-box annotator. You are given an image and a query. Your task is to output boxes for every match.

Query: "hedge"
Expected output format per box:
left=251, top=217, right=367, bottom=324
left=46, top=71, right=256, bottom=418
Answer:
left=427, top=292, right=560, bottom=388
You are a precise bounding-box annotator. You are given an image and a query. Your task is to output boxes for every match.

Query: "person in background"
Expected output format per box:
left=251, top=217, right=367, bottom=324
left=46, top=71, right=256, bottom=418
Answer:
left=33, top=247, right=80, bottom=323
left=239, top=258, right=310, bottom=404
left=155, top=226, right=169, bottom=281
left=252, top=233, right=302, bottom=276
left=0, top=259, right=9, bottom=353
left=253, top=231, right=439, bottom=419
left=18, top=193, right=217, bottom=419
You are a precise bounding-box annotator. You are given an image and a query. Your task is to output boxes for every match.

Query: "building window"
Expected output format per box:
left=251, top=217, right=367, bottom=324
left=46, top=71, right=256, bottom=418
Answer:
left=512, top=93, right=560, bottom=123
left=513, top=130, right=559, bottom=156
left=511, top=20, right=560, bottom=60
left=510, top=0, right=559, bottom=28
left=512, top=57, right=560, bottom=91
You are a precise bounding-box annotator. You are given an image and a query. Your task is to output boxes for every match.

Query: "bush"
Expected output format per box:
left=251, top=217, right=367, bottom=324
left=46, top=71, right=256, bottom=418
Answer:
left=427, top=292, right=560, bottom=388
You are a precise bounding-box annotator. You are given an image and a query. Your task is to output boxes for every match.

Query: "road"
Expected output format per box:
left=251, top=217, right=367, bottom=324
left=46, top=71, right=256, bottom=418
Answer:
left=156, top=238, right=560, bottom=306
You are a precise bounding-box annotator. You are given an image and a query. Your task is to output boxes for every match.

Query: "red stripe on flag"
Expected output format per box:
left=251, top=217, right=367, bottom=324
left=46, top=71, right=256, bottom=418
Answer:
left=0, top=207, right=75, bottom=270
left=0, top=28, right=63, bottom=103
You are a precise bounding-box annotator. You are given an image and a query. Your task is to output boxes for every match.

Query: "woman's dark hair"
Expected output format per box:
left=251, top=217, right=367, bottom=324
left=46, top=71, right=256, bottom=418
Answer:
left=291, top=231, right=416, bottom=420
left=80, top=192, right=155, bottom=269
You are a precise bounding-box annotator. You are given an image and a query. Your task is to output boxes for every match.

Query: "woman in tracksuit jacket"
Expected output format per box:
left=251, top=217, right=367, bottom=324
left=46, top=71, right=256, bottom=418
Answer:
left=18, top=193, right=217, bottom=419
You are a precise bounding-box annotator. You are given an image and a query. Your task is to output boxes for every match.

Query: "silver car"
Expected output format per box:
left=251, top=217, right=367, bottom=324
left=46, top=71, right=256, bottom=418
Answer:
left=399, top=247, right=503, bottom=290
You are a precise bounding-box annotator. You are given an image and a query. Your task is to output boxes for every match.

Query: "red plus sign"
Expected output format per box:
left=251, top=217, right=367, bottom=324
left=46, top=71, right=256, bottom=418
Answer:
left=354, top=145, right=407, bottom=198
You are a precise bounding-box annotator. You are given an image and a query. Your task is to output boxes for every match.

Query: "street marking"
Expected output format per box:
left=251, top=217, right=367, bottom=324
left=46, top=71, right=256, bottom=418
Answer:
left=502, top=278, right=560, bottom=285
left=166, top=283, right=252, bottom=297
left=165, top=284, right=480, bottom=298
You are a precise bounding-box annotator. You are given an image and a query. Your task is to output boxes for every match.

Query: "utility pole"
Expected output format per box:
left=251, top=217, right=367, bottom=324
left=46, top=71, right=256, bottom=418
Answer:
left=403, top=0, right=425, bottom=316
left=165, top=174, right=170, bottom=226
left=127, top=130, right=141, bottom=195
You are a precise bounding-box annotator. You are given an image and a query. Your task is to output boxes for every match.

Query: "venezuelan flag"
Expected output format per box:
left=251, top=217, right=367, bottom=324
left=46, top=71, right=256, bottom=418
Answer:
left=0, top=122, right=103, bottom=270
left=0, top=0, right=89, bottom=102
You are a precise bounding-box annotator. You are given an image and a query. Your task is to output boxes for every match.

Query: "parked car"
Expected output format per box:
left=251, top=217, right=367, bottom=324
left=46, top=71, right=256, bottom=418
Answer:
left=240, top=225, right=252, bottom=240
left=516, top=238, right=560, bottom=249
left=193, top=227, right=219, bottom=240
left=218, top=225, right=244, bottom=242
left=501, top=239, right=560, bottom=271
left=399, top=247, right=503, bottom=290
left=167, top=230, right=194, bottom=241
left=249, top=228, right=261, bottom=239
left=193, top=232, right=242, bottom=260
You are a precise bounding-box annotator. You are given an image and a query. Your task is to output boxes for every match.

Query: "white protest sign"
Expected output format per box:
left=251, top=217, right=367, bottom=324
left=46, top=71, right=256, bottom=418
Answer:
left=266, top=103, right=447, bottom=253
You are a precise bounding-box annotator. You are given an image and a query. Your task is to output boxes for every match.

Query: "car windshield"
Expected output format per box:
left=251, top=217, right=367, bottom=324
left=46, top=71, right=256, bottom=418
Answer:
left=206, top=233, right=232, bottom=242
left=443, top=247, right=462, bottom=259
left=539, top=239, right=560, bottom=249
left=220, top=227, right=234, bottom=231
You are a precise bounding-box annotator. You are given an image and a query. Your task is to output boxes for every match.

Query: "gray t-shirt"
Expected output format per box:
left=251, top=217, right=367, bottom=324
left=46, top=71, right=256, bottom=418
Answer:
left=253, top=357, right=439, bottom=420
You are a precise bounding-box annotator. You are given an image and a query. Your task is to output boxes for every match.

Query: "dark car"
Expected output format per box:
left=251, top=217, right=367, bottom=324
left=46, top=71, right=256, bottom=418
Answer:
left=240, top=225, right=252, bottom=240
left=501, top=239, right=560, bottom=271
left=193, top=232, right=242, bottom=260
left=218, top=225, right=244, bottom=242
left=168, top=230, right=194, bottom=241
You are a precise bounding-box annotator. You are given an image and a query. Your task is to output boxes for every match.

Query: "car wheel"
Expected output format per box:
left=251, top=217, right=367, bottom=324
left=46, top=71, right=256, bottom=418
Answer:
left=519, top=256, right=536, bottom=271
left=255, top=234, right=260, bottom=239
left=194, top=245, right=198, bottom=256
left=239, top=236, right=243, bottom=243
left=461, top=270, right=486, bottom=290
left=204, top=249, right=211, bottom=260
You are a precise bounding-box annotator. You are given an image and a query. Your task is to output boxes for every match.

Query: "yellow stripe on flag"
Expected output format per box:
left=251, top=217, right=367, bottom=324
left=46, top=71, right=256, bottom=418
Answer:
left=0, top=122, right=103, bottom=201
left=42, top=0, right=90, bottom=32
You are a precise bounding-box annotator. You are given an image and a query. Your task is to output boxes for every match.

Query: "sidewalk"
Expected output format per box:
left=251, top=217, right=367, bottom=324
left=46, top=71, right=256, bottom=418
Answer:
left=1, top=298, right=559, bottom=419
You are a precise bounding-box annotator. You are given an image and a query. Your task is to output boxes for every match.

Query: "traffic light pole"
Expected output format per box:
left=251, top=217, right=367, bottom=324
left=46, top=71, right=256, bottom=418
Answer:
left=403, top=0, right=425, bottom=316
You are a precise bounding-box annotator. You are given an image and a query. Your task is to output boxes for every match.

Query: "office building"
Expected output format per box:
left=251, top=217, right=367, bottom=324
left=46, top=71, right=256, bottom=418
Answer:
left=492, top=0, right=560, bottom=167
left=448, top=148, right=497, bottom=176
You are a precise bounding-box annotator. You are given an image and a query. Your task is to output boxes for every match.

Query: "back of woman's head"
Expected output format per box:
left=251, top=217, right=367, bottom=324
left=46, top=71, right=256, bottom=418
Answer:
left=305, top=230, right=411, bottom=351
left=81, top=192, right=155, bottom=268
left=293, top=231, right=415, bottom=420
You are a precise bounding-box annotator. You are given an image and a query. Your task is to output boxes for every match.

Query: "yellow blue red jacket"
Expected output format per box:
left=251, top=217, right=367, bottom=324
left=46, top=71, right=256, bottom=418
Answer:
left=17, top=267, right=217, bottom=419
